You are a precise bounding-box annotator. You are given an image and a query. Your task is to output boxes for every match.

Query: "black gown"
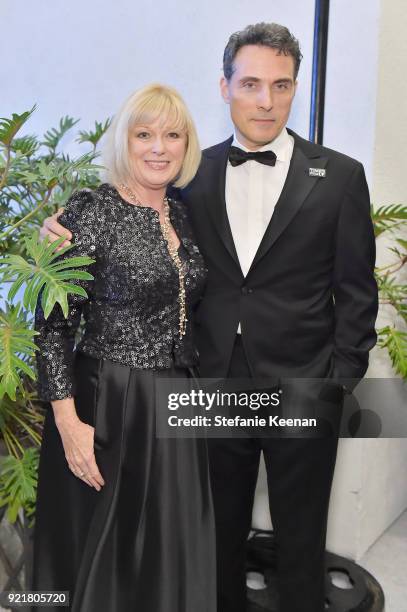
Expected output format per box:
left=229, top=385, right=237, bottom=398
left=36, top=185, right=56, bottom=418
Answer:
left=32, top=184, right=216, bottom=612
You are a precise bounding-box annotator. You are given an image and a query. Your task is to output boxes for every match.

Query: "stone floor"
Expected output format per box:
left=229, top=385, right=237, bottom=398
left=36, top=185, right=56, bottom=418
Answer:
left=359, top=509, right=407, bottom=612
left=1, top=510, right=406, bottom=611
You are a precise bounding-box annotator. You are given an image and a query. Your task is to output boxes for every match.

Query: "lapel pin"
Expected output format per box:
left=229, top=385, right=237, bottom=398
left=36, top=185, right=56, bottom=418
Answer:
left=309, top=167, right=326, bottom=178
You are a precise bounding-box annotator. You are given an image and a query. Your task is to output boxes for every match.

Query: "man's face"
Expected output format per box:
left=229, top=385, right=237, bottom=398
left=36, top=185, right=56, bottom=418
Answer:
left=220, top=45, right=297, bottom=150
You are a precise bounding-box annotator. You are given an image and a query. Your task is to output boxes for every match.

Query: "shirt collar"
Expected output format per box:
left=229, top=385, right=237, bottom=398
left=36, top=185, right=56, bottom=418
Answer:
left=232, top=127, right=291, bottom=162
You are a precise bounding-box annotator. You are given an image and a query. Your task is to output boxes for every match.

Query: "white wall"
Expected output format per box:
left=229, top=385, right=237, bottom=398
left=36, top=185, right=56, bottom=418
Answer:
left=1, top=0, right=382, bottom=176
left=2, top=0, right=315, bottom=151
left=371, top=0, right=407, bottom=207
left=324, top=0, right=381, bottom=178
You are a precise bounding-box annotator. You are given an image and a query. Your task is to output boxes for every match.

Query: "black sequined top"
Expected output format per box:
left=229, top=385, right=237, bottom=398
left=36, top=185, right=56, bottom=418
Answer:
left=34, top=183, right=207, bottom=401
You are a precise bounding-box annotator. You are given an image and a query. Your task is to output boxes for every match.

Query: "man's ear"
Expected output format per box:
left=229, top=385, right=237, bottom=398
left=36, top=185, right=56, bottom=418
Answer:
left=220, top=76, right=230, bottom=104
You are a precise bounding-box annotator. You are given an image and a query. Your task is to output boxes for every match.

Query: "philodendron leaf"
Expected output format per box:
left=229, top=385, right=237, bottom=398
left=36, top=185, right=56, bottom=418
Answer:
left=0, top=304, right=39, bottom=400
left=0, top=230, right=95, bottom=319
left=10, top=135, right=39, bottom=157
left=42, top=116, right=80, bottom=150
left=0, top=447, right=39, bottom=523
left=18, top=154, right=102, bottom=188
left=77, top=118, right=112, bottom=147
left=0, top=106, right=36, bottom=146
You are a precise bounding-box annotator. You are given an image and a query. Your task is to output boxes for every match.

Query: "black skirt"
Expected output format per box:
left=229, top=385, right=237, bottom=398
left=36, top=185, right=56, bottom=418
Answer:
left=32, top=352, right=216, bottom=612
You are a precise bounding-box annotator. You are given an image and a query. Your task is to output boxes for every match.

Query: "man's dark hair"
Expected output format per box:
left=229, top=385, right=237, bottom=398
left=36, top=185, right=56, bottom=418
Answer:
left=223, top=22, right=303, bottom=81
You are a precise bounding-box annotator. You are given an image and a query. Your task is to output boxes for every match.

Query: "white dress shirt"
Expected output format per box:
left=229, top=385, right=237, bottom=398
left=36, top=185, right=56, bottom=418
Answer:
left=225, top=127, right=295, bottom=332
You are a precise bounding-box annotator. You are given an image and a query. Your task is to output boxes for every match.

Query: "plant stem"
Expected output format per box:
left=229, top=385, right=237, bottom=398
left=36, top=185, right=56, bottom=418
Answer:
left=0, top=188, right=53, bottom=241
left=0, top=145, right=11, bottom=191
left=3, top=427, right=23, bottom=458
left=376, top=256, right=407, bottom=274
left=388, top=257, right=407, bottom=274
left=7, top=411, right=42, bottom=445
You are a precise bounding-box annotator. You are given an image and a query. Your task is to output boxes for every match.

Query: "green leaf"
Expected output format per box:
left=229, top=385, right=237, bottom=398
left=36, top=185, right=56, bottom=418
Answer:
left=46, top=269, right=93, bottom=280
left=0, top=391, right=43, bottom=459
left=11, top=355, right=36, bottom=380
left=396, top=238, right=407, bottom=251
left=0, top=448, right=39, bottom=523
left=0, top=108, right=111, bottom=520
left=0, top=304, right=39, bottom=400
left=0, top=370, right=22, bottom=403
left=371, top=203, right=407, bottom=237
left=377, top=275, right=407, bottom=299
left=17, top=154, right=103, bottom=189
left=5, top=274, right=28, bottom=302
left=0, top=106, right=36, bottom=146
left=42, top=116, right=80, bottom=150
left=47, top=257, right=95, bottom=272
left=77, top=118, right=112, bottom=148
left=378, top=326, right=407, bottom=378
left=377, top=276, right=407, bottom=321
left=0, top=231, right=95, bottom=321
left=11, top=135, right=39, bottom=157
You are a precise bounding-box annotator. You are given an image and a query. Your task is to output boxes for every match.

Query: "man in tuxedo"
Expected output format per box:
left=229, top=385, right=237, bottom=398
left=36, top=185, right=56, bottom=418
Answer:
left=180, top=25, right=377, bottom=612
left=40, top=22, right=378, bottom=612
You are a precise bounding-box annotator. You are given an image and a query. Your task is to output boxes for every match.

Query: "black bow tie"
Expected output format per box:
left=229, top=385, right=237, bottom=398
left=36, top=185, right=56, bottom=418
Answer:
left=229, top=146, right=277, bottom=167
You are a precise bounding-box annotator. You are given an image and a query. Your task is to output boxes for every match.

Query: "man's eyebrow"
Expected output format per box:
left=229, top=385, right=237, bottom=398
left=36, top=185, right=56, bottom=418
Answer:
left=273, top=78, right=293, bottom=84
left=239, top=76, right=261, bottom=84
left=238, top=76, right=294, bottom=85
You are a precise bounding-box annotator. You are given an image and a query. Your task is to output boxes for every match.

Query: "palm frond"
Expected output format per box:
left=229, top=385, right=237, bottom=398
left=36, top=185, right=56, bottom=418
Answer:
left=371, top=203, right=407, bottom=237
left=377, top=326, right=407, bottom=378
left=377, top=275, right=407, bottom=300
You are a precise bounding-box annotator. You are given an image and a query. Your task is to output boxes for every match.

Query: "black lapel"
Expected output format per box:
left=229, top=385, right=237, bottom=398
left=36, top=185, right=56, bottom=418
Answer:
left=199, top=136, right=241, bottom=269
left=248, top=131, right=328, bottom=273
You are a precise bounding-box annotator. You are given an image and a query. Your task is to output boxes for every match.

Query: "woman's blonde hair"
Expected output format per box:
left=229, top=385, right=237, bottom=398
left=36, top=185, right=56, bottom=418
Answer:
left=102, top=83, right=201, bottom=189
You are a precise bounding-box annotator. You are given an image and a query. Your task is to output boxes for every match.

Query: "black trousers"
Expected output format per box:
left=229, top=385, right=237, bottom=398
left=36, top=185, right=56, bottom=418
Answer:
left=208, top=336, right=339, bottom=612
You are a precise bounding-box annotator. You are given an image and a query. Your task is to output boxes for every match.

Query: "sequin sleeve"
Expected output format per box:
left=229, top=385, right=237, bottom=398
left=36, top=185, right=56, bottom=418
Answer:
left=34, top=190, right=98, bottom=402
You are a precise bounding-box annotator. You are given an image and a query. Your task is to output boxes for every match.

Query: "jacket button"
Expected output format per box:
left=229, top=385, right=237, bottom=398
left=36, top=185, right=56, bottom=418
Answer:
left=241, top=286, right=248, bottom=295
left=248, top=288, right=253, bottom=294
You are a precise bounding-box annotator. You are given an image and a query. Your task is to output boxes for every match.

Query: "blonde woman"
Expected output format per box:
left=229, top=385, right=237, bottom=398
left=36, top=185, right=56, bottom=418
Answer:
left=33, top=84, right=215, bottom=612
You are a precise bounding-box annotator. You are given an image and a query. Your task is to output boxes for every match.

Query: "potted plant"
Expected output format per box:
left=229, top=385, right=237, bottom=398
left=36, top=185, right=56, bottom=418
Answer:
left=0, top=107, right=109, bottom=595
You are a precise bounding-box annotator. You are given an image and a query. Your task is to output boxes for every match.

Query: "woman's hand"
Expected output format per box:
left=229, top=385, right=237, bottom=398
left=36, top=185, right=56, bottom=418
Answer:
left=52, top=398, right=105, bottom=491
left=39, top=207, right=72, bottom=250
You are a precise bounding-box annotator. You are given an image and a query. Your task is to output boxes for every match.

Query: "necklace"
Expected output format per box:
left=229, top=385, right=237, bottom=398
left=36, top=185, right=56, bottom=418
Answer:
left=118, top=183, right=187, bottom=338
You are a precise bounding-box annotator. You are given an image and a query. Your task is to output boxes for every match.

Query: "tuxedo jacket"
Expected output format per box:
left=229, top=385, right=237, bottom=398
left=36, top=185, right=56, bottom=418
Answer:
left=179, top=129, right=378, bottom=385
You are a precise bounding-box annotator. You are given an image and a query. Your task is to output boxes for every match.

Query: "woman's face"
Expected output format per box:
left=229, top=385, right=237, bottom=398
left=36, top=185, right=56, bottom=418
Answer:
left=128, top=118, right=187, bottom=191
